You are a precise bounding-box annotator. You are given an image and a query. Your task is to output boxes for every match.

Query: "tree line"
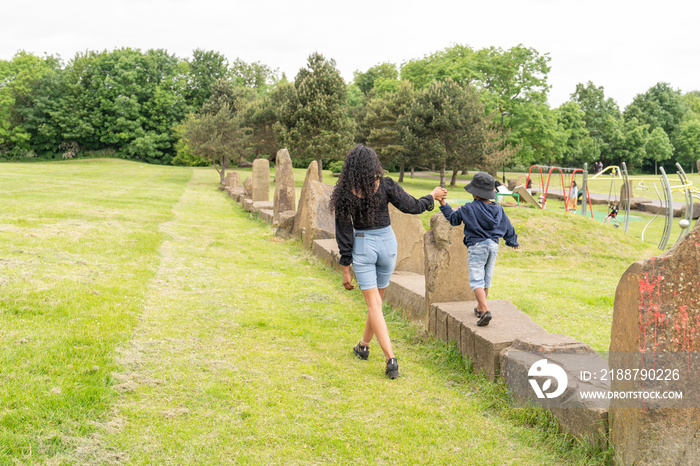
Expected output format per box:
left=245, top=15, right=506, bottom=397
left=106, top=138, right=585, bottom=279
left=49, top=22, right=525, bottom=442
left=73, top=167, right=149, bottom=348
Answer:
left=1, top=45, right=699, bottom=183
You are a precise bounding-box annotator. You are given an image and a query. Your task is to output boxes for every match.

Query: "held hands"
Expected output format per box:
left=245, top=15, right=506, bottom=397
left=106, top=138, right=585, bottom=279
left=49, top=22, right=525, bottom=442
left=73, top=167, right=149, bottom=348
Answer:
left=431, top=187, right=448, bottom=202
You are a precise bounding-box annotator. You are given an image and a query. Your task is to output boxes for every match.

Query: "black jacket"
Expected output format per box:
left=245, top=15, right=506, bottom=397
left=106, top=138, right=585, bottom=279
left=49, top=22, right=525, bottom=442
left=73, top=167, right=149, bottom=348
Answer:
left=335, top=177, right=434, bottom=266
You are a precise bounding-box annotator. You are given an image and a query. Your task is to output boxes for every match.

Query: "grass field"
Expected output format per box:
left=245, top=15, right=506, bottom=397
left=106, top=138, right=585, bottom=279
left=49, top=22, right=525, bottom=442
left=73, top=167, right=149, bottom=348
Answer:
left=3, top=158, right=692, bottom=464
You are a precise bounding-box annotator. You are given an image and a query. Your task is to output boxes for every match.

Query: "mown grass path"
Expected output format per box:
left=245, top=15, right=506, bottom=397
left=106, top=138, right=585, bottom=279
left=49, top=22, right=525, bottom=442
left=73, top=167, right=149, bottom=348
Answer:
left=90, top=168, right=596, bottom=465
left=1, top=161, right=606, bottom=464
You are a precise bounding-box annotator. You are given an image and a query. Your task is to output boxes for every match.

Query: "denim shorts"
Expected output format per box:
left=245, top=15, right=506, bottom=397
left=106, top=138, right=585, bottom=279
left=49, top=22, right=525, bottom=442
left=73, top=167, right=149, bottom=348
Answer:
left=352, top=226, right=398, bottom=291
left=467, top=239, right=499, bottom=290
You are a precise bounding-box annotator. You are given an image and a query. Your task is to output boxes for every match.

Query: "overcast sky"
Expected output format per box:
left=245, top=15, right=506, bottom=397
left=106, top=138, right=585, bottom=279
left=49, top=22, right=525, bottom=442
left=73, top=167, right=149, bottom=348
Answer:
left=2, top=0, right=698, bottom=110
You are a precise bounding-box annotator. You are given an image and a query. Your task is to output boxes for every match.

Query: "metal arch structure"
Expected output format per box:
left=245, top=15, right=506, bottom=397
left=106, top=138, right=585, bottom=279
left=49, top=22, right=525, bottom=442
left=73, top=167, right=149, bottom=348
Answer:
left=621, top=163, right=631, bottom=234
left=580, top=163, right=589, bottom=217
left=658, top=167, right=673, bottom=250
left=594, top=164, right=700, bottom=250
left=672, top=162, right=700, bottom=246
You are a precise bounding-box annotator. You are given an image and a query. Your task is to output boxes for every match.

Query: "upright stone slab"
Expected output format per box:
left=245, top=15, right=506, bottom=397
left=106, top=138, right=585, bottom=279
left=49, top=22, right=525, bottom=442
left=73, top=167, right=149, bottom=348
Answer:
left=229, top=171, right=243, bottom=191
left=273, top=148, right=296, bottom=224
left=294, top=180, right=335, bottom=249
left=224, top=172, right=234, bottom=188
left=389, top=204, right=425, bottom=275
left=424, top=213, right=474, bottom=333
left=292, top=161, right=321, bottom=240
left=697, top=159, right=700, bottom=173
left=252, top=159, right=270, bottom=202
left=243, top=177, right=253, bottom=200
left=228, top=171, right=244, bottom=200
left=609, top=220, right=700, bottom=465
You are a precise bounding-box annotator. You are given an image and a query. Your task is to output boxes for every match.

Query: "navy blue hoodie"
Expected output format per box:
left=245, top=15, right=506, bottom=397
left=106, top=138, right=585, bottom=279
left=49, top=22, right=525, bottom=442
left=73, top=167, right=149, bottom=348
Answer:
left=439, top=200, right=519, bottom=248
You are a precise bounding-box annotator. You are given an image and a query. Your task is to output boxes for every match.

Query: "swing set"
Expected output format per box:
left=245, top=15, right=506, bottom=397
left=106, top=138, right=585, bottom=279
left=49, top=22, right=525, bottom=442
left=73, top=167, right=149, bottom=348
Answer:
left=525, top=165, right=594, bottom=217
left=590, top=166, right=623, bottom=227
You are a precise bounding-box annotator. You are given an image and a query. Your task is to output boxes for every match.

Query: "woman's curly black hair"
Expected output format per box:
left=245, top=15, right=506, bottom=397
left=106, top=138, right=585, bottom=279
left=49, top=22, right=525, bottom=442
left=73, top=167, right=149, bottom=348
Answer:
left=329, top=144, right=385, bottom=224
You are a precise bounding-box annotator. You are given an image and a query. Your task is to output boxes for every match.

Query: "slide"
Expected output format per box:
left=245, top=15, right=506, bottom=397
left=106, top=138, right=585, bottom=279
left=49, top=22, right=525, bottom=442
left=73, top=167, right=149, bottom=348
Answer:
left=513, top=185, right=542, bottom=209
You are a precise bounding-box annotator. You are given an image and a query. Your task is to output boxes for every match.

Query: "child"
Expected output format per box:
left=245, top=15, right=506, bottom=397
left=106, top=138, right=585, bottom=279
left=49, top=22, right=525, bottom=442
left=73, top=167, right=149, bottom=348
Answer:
left=604, top=201, right=620, bottom=226
left=438, top=172, right=520, bottom=326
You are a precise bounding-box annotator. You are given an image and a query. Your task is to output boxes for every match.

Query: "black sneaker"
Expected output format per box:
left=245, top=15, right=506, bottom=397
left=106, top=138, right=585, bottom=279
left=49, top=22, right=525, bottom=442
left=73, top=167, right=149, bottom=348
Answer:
left=353, top=342, right=369, bottom=360
left=385, top=358, right=399, bottom=379
left=477, top=311, right=492, bottom=327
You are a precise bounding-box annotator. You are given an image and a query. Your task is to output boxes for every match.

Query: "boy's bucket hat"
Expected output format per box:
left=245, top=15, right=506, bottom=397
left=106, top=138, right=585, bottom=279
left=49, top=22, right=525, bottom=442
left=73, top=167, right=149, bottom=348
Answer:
left=465, top=172, right=496, bottom=200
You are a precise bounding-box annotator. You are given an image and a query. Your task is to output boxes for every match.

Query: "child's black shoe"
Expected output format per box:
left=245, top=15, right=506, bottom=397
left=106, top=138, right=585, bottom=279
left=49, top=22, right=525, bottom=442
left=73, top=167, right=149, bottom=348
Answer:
left=477, top=311, right=492, bottom=326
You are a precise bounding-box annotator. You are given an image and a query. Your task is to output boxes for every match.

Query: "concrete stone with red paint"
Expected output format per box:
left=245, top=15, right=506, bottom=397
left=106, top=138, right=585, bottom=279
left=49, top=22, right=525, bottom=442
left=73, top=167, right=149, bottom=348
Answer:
left=609, top=219, right=700, bottom=465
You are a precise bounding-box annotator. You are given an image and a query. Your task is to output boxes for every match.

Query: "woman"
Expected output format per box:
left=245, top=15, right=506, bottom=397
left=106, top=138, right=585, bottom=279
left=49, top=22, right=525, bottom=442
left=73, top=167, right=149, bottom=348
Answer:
left=330, top=144, right=445, bottom=379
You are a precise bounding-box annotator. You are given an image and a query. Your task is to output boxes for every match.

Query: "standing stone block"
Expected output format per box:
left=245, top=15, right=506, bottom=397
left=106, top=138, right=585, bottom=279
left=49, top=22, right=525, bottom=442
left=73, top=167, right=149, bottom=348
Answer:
left=243, top=177, right=253, bottom=200
left=697, top=159, right=700, bottom=173
left=294, top=180, right=335, bottom=249
left=389, top=205, right=425, bottom=275
left=273, top=148, right=296, bottom=224
left=292, top=161, right=321, bottom=240
left=275, top=211, right=296, bottom=239
left=609, top=220, right=700, bottom=465
left=252, top=159, right=270, bottom=202
left=227, top=171, right=244, bottom=200
left=424, top=213, right=474, bottom=333
left=224, top=172, right=234, bottom=188
left=228, top=171, right=243, bottom=190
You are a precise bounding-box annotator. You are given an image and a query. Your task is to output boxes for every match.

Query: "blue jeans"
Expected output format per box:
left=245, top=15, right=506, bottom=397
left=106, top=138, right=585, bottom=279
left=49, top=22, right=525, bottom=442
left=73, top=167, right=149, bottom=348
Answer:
left=467, top=240, right=499, bottom=290
left=352, top=226, right=398, bottom=290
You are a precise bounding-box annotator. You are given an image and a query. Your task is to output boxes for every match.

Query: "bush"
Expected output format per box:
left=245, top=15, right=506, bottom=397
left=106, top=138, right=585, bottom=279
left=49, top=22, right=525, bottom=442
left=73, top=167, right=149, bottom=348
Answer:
left=328, top=160, right=344, bottom=173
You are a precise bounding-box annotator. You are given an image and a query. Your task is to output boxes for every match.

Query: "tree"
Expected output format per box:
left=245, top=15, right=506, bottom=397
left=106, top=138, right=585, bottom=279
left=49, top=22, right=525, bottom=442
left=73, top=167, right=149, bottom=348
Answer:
left=508, top=101, right=561, bottom=168
left=0, top=51, right=59, bottom=154
left=353, top=62, right=398, bottom=96
left=672, top=118, right=700, bottom=173
left=274, top=53, right=353, bottom=181
left=400, top=44, right=550, bottom=169
left=184, top=49, right=229, bottom=109
left=180, top=104, right=250, bottom=183
left=624, top=82, right=689, bottom=142
left=240, top=93, right=278, bottom=159
left=400, top=79, right=487, bottom=187
left=364, top=81, right=416, bottom=181
left=569, top=81, right=621, bottom=164
left=645, top=127, right=674, bottom=174
left=608, top=117, right=649, bottom=169
left=230, top=58, right=279, bottom=92
left=555, top=101, right=594, bottom=167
